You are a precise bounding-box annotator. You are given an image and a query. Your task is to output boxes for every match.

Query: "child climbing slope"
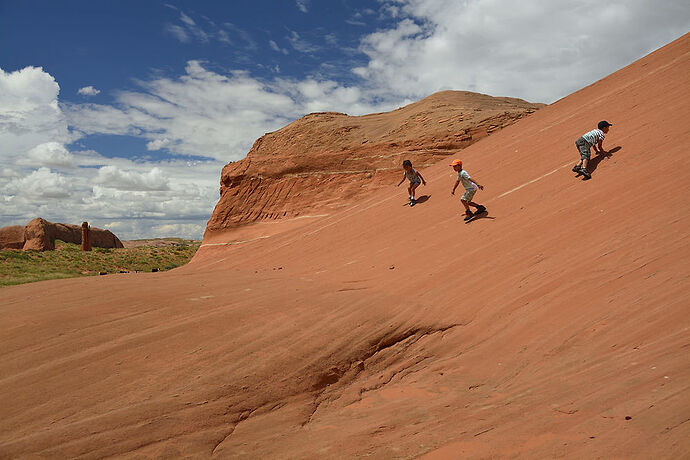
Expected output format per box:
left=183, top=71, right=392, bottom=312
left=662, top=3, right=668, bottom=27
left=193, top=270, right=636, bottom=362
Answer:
left=573, top=121, right=612, bottom=179
left=397, top=160, right=426, bottom=206
left=450, top=159, right=485, bottom=221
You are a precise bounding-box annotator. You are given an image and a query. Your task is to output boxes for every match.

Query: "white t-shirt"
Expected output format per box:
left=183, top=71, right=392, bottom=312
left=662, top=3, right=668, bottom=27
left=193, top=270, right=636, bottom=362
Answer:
left=405, top=168, right=421, bottom=183
left=457, top=170, right=477, bottom=191
left=582, top=128, right=605, bottom=146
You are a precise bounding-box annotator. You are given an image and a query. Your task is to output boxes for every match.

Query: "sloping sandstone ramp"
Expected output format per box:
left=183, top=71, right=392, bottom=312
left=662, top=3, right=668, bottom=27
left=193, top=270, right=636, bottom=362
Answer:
left=1, top=34, right=689, bottom=459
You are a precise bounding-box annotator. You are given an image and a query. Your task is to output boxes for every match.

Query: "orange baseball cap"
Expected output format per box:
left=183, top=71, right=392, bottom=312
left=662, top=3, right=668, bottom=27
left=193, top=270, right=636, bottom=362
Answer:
left=449, top=159, right=462, bottom=167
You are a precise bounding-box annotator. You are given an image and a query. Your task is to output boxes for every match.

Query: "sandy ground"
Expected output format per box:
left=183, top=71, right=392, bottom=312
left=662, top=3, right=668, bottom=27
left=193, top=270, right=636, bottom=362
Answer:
left=1, top=34, right=689, bottom=459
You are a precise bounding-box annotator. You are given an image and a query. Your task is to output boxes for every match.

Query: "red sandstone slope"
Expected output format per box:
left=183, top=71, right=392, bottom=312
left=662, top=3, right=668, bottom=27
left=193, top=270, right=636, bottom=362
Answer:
left=205, top=91, right=541, bottom=238
left=1, top=34, right=689, bottom=459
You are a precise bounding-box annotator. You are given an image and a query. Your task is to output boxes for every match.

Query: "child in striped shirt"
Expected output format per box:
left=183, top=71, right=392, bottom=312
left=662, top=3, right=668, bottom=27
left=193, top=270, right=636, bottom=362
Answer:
left=573, top=121, right=612, bottom=179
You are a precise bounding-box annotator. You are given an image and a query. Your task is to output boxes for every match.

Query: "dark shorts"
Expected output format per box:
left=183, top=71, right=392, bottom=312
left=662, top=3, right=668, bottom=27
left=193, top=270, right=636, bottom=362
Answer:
left=575, top=137, right=592, bottom=160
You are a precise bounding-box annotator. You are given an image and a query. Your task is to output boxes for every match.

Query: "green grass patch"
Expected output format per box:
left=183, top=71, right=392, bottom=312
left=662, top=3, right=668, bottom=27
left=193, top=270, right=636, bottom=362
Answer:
left=0, top=239, right=200, bottom=287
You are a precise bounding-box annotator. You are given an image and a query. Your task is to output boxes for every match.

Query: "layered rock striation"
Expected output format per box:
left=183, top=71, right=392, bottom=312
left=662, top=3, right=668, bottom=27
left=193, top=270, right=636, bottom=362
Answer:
left=205, top=91, right=542, bottom=237
left=0, top=218, right=124, bottom=251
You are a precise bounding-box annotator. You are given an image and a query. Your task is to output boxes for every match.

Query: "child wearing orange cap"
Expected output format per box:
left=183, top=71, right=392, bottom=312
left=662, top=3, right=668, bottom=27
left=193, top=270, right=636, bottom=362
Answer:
left=450, top=159, right=485, bottom=221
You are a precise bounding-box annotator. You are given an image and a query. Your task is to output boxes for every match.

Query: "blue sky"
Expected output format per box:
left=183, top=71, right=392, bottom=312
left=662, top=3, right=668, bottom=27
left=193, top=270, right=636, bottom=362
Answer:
left=1, top=1, right=688, bottom=239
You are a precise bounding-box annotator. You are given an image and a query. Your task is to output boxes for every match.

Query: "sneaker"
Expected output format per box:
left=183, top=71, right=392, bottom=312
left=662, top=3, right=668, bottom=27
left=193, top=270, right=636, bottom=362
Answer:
left=579, top=167, right=591, bottom=179
left=475, top=205, right=486, bottom=214
left=463, top=211, right=474, bottom=221
left=572, top=164, right=581, bottom=172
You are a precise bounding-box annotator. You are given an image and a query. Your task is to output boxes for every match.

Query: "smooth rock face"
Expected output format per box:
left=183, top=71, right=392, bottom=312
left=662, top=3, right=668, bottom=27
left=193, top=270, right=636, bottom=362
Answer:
left=1, top=34, right=689, bottom=459
left=0, top=218, right=124, bottom=251
left=0, top=225, right=25, bottom=249
left=205, top=91, right=542, bottom=238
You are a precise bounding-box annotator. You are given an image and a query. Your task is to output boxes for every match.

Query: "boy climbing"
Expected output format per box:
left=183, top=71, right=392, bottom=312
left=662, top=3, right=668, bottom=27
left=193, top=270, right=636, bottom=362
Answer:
left=573, top=121, right=612, bottom=179
left=450, top=159, right=485, bottom=221
left=397, top=160, right=426, bottom=206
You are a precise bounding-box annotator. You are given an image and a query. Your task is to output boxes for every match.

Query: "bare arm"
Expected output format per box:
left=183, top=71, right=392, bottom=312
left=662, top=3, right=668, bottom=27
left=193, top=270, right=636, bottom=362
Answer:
left=451, top=179, right=460, bottom=195
left=470, top=176, right=484, bottom=190
left=417, top=171, right=427, bottom=185
left=596, top=140, right=606, bottom=154
left=397, top=174, right=406, bottom=186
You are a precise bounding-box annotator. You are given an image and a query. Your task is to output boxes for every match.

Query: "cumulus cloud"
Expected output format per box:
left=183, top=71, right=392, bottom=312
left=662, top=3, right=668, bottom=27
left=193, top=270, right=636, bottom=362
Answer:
left=0, top=66, right=72, bottom=158
left=355, top=0, right=690, bottom=103
left=20, top=142, right=75, bottom=168
left=94, top=166, right=170, bottom=191
left=146, top=138, right=172, bottom=151
left=4, top=167, right=72, bottom=199
left=77, top=85, right=100, bottom=96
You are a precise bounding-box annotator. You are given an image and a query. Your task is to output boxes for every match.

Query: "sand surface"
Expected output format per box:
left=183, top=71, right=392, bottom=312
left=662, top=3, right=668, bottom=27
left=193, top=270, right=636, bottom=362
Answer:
left=1, top=34, right=689, bottom=458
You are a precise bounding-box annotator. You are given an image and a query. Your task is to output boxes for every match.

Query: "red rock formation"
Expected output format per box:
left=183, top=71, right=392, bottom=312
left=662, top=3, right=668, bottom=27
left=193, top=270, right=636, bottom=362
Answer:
left=81, top=222, right=92, bottom=251
left=0, top=225, right=25, bottom=250
left=205, top=91, right=542, bottom=238
left=0, top=218, right=123, bottom=251
left=1, top=33, right=690, bottom=460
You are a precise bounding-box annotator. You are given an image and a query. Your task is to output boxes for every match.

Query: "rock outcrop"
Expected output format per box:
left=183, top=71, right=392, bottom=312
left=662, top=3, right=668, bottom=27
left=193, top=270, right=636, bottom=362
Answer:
left=205, top=90, right=542, bottom=237
left=0, top=225, right=25, bottom=250
left=81, top=222, right=92, bottom=252
left=0, top=218, right=124, bottom=251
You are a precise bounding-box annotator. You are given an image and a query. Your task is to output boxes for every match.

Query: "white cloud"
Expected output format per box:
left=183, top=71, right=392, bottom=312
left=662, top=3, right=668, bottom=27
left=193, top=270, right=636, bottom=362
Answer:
left=269, top=39, right=289, bottom=55
left=166, top=24, right=190, bottom=42
left=178, top=12, right=209, bottom=42
left=146, top=138, right=172, bottom=151
left=4, top=167, right=72, bottom=199
left=179, top=11, right=196, bottom=26
left=94, top=166, right=170, bottom=191
left=0, top=66, right=220, bottom=238
left=355, top=0, right=690, bottom=103
left=65, top=61, right=300, bottom=161
left=151, top=223, right=206, bottom=239
left=20, top=142, right=75, bottom=168
left=77, top=85, right=100, bottom=96
left=0, top=66, right=73, bottom=158
left=296, top=0, right=310, bottom=13
left=286, top=30, right=320, bottom=54
left=167, top=11, right=254, bottom=47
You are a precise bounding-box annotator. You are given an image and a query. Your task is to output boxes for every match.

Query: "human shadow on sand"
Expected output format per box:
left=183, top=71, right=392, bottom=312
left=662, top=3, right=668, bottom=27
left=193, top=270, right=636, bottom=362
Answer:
left=465, top=211, right=496, bottom=224
left=587, top=145, right=621, bottom=176
left=404, top=195, right=431, bottom=206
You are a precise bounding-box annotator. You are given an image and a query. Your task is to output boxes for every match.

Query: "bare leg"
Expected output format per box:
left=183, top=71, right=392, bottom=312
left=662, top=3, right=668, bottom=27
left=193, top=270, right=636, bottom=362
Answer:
left=410, top=182, right=419, bottom=200
left=582, top=158, right=589, bottom=170
left=461, top=199, right=471, bottom=213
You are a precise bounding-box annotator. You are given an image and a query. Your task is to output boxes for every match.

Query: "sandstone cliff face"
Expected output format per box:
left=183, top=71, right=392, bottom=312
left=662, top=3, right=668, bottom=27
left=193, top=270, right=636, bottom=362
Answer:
left=205, top=90, right=542, bottom=236
left=0, top=225, right=25, bottom=250
left=0, top=218, right=124, bottom=251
